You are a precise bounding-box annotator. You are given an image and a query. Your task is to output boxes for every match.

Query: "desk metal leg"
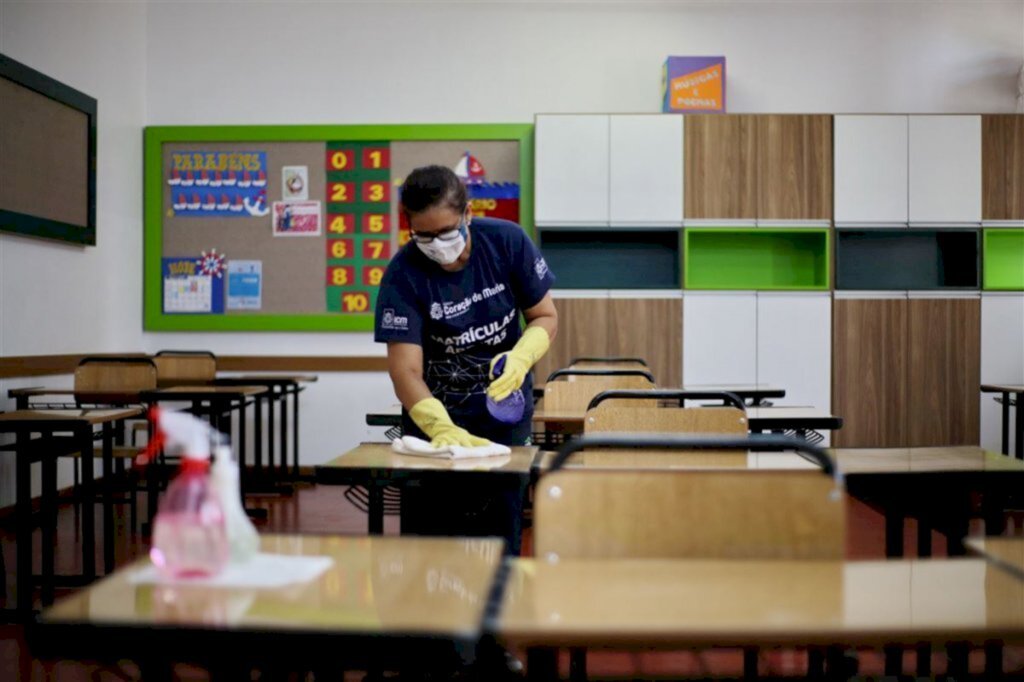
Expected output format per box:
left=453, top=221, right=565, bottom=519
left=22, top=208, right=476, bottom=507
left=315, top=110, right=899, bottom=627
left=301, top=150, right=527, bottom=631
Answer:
left=268, top=392, right=277, bottom=477
left=79, top=427, right=96, bottom=582
left=568, top=648, right=586, bottom=682
left=291, top=386, right=300, bottom=479
left=254, top=395, right=264, bottom=478
left=885, top=506, right=904, bottom=558
left=743, top=648, right=759, bottom=678
left=1015, top=391, right=1023, bottom=460
left=883, top=646, right=901, bottom=676
left=146, top=411, right=159, bottom=532
left=985, top=642, right=1003, bottom=679
left=278, top=387, right=287, bottom=477
left=41, top=444, right=57, bottom=606
left=102, top=421, right=115, bottom=574
left=947, top=643, right=969, bottom=678
left=526, top=648, right=557, bottom=682
left=16, top=429, right=32, bottom=614
left=238, top=399, right=247, bottom=492
left=916, top=517, right=932, bottom=557
left=368, top=484, right=384, bottom=535
left=1001, top=392, right=1011, bottom=456
left=916, top=643, right=931, bottom=676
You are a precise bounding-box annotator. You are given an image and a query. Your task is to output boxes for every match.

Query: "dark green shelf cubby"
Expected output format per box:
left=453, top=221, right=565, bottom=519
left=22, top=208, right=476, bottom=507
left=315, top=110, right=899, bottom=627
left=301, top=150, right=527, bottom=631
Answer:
left=835, top=229, right=979, bottom=290
left=538, top=228, right=682, bottom=289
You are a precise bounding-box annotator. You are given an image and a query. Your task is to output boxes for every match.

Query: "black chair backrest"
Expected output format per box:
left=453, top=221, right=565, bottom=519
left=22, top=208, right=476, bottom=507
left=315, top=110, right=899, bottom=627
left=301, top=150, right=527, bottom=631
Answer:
left=547, top=368, right=656, bottom=384
left=547, top=432, right=837, bottom=479
left=587, top=389, right=745, bottom=412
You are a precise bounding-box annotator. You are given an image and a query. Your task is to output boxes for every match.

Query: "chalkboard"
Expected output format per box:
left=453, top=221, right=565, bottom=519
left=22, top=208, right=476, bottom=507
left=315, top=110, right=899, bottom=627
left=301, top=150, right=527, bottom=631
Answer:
left=144, top=124, right=533, bottom=331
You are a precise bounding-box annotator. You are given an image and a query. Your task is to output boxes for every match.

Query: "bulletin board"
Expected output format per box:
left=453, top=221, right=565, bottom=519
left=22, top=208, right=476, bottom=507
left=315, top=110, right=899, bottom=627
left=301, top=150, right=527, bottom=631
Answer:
left=144, top=124, right=533, bottom=331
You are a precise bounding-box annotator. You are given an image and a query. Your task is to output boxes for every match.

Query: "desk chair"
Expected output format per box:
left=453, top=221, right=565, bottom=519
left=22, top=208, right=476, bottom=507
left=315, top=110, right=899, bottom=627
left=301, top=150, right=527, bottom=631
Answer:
left=541, top=372, right=656, bottom=412
left=569, top=357, right=649, bottom=372
left=152, top=349, right=217, bottom=387
left=538, top=373, right=656, bottom=448
left=535, top=434, right=844, bottom=679
left=72, top=357, right=159, bottom=531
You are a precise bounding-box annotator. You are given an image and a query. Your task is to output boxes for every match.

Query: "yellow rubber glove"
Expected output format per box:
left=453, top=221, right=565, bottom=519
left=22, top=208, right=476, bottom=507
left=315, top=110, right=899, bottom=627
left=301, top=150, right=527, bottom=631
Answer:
left=409, top=397, right=492, bottom=448
left=486, top=326, right=551, bottom=402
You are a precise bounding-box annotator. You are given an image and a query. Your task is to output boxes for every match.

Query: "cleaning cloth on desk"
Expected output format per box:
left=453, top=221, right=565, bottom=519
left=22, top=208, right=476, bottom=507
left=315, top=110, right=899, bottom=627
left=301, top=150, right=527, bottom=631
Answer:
left=391, top=435, right=511, bottom=459
left=129, top=553, right=333, bottom=588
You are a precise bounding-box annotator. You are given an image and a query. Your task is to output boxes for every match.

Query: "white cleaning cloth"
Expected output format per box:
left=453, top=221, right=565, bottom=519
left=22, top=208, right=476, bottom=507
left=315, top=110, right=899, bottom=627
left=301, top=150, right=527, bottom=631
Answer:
left=391, top=435, right=511, bottom=459
left=129, top=553, right=333, bottom=588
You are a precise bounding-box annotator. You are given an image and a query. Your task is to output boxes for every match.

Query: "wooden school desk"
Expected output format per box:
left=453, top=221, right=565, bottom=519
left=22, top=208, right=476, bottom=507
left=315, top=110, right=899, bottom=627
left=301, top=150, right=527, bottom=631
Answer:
left=981, top=384, right=1024, bottom=459
left=32, top=534, right=505, bottom=678
left=494, top=556, right=1024, bottom=681
left=315, top=442, right=539, bottom=534
left=213, top=374, right=318, bottom=480
left=0, top=408, right=142, bottom=614
left=967, top=536, right=1024, bottom=581
left=830, top=446, right=1024, bottom=557
left=681, top=383, right=786, bottom=406
left=532, top=443, right=1021, bottom=559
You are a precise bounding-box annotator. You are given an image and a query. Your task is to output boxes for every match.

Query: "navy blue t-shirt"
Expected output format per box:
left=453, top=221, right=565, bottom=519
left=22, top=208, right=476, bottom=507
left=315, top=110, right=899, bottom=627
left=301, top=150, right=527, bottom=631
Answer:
left=374, top=218, right=554, bottom=443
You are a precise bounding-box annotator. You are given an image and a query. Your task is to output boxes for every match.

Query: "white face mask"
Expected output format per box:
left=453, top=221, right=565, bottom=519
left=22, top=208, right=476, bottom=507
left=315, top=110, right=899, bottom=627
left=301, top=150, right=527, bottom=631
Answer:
left=415, top=222, right=468, bottom=265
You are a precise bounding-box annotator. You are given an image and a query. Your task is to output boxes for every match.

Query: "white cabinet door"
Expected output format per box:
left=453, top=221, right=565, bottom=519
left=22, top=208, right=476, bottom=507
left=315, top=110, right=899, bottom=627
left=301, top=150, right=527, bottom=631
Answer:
left=609, top=114, right=684, bottom=225
left=756, top=292, right=832, bottom=410
left=980, top=293, right=1024, bottom=453
left=683, top=292, right=757, bottom=385
left=535, top=115, right=610, bottom=225
left=834, top=115, right=908, bottom=223
left=908, top=115, right=982, bottom=224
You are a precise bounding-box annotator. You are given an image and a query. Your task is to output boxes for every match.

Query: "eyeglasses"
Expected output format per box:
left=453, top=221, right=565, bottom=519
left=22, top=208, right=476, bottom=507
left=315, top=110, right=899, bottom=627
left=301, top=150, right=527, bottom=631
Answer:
left=410, top=220, right=466, bottom=244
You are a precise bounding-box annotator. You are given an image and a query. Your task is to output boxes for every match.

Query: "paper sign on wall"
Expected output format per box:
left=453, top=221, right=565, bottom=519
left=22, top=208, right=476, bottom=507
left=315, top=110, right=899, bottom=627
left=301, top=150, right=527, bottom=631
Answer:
left=168, top=151, right=269, bottom=217
left=162, top=257, right=224, bottom=314
left=282, top=166, right=309, bottom=200
left=272, top=200, right=321, bottom=236
left=227, top=260, right=263, bottom=310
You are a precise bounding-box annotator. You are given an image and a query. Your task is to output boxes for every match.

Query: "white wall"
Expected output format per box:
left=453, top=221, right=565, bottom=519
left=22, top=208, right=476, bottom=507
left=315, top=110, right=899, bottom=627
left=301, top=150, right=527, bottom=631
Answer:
left=0, top=0, right=148, bottom=505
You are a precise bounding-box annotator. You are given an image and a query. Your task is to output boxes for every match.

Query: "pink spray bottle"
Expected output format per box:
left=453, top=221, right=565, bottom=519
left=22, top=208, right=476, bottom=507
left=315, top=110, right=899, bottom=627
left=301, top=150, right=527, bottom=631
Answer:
left=148, top=408, right=229, bottom=579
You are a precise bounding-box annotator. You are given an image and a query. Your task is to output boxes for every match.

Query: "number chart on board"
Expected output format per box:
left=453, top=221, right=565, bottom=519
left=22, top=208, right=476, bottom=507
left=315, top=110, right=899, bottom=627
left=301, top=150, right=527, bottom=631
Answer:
left=145, top=125, right=531, bottom=331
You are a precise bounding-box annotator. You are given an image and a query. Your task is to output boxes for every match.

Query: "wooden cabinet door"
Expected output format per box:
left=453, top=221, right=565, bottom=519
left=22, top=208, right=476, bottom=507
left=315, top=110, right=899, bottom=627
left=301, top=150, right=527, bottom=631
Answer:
left=907, top=297, right=981, bottom=446
left=757, top=115, right=832, bottom=221
left=908, top=116, right=982, bottom=224
left=833, top=115, right=909, bottom=224
left=534, top=297, right=610, bottom=383
left=979, top=293, right=1024, bottom=452
left=982, top=114, right=1024, bottom=221
left=535, top=115, right=610, bottom=225
left=832, top=297, right=908, bottom=447
left=607, top=296, right=683, bottom=387
left=684, top=115, right=757, bottom=220
left=682, top=292, right=757, bottom=385
left=609, top=115, right=684, bottom=225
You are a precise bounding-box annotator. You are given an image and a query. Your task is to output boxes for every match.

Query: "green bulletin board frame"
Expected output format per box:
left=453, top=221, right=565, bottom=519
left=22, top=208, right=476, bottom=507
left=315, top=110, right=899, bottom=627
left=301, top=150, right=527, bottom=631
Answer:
left=144, top=124, right=534, bottom=331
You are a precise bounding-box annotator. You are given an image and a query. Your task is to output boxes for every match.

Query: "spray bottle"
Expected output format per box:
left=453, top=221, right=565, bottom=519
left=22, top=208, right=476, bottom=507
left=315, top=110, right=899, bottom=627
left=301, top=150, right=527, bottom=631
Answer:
left=148, top=408, right=229, bottom=579
left=210, top=442, right=259, bottom=564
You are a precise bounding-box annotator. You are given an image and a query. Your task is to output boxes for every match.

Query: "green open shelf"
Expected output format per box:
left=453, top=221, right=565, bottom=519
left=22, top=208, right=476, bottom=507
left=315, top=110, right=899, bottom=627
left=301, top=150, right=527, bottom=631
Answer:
left=983, top=229, right=1024, bottom=291
left=684, top=228, right=830, bottom=290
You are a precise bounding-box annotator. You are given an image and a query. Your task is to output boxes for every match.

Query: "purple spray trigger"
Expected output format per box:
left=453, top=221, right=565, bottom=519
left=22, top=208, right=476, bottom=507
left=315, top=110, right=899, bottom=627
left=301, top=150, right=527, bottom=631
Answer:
left=486, top=355, right=525, bottom=424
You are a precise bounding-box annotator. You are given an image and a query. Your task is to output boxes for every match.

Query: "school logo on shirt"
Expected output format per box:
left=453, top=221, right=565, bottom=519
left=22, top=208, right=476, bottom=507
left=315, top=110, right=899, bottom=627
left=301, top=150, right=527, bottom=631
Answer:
left=381, top=309, right=409, bottom=330
left=534, top=257, right=549, bottom=279
left=430, top=302, right=444, bottom=320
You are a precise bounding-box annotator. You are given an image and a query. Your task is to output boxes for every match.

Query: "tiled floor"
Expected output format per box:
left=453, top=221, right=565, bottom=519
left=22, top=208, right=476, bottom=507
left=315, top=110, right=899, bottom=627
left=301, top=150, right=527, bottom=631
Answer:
left=1, top=481, right=1022, bottom=680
